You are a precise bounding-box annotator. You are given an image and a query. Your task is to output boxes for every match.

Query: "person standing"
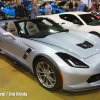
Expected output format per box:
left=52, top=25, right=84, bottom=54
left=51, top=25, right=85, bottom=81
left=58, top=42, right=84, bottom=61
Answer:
left=15, top=1, right=27, bottom=18
left=31, top=1, right=39, bottom=19
left=69, top=1, right=73, bottom=11
left=77, top=0, right=85, bottom=11
left=45, top=1, right=52, bottom=15
left=95, top=1, right=99, bottom=12
left=75, top=1, right=78, bottom=11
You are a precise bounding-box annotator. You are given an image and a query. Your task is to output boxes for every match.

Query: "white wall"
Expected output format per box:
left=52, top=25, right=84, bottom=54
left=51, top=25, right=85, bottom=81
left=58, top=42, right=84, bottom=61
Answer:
left=83, top=0, right=91, bottom=8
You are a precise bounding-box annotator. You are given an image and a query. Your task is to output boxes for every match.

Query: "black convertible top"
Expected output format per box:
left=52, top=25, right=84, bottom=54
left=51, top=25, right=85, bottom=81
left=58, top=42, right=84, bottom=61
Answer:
left=0, top=17, right=45, bottom=27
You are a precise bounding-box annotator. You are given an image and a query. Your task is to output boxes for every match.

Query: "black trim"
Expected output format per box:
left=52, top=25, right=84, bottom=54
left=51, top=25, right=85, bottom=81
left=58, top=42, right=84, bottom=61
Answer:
left=77, top=41, right=93, bottom=49
left=1, top=50, right=34, bottom=75
left=63, top=86, right=100, bottom=92
left=23, top=48, right=32, bottom=59
left=89, top=32, right=100, bottom=38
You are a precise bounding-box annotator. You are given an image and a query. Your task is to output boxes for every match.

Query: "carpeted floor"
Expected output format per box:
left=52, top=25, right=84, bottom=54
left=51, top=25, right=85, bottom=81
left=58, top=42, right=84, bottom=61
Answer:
left=0, top=54, right=100, bottom=100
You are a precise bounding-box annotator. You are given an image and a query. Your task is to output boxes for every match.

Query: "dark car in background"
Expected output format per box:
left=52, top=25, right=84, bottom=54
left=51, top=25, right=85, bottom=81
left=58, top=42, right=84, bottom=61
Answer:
left=39, top=1, right=69, bottom=15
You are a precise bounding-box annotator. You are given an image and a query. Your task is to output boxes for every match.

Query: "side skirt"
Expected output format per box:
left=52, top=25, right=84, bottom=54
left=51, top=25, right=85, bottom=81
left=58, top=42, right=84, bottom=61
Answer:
left=1, top=51, right=34, bottom=75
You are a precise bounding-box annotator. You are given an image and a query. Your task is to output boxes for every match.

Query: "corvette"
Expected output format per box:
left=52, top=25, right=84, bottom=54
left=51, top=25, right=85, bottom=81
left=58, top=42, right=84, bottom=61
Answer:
left=39, top=1, right=69, bottom=15
left=1, top=1, right=31, bottom=17
left=1, top=5, right=17, bottom=16
left=1, top=18, right=100, bottom=92
left=39, top=12, right=100, bottom=37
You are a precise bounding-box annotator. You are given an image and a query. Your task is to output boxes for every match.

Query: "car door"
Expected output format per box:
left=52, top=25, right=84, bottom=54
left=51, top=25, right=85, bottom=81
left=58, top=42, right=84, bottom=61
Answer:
left=59, top=14, right=85, bottom=31
left=12, top=6, right=16, bottom=16
left=9, top=6, right=15, bottom=16
left=6, top=6, right=14, bottom=16
left=0, top=28, right=22, bottom=62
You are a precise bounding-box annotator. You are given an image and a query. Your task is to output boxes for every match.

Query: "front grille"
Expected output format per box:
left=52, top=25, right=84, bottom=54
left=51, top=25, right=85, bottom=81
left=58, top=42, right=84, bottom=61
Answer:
left=87, top=73, right=100, bottom=83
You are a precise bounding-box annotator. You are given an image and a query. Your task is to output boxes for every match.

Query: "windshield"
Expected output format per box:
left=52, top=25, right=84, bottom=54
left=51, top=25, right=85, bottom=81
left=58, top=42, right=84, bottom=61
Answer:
left=18, top=18, right=66, bottom=38
left=7, top=6, right=12, bottom=9
left=52, top=4, right=57, bottom=8
left=13, top=6, right=16, bottom=9
left=79, top=14, right=100, bottom=25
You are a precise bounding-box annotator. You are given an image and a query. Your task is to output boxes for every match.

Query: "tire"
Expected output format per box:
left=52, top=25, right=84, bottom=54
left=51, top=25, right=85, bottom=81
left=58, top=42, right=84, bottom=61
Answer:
left=39, top=12, right=42, bottom=16
left=51, top=10, right=55, bottom=14
left=56, top=10, right=60, bottom=13
left=35, top=57, right=61, bottom=91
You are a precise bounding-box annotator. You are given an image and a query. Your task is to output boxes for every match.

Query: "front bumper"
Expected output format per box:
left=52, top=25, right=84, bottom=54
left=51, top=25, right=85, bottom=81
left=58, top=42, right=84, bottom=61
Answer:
left=60, top=53, right=100, bottom=92
left=63, top=85, right=100, bottom=92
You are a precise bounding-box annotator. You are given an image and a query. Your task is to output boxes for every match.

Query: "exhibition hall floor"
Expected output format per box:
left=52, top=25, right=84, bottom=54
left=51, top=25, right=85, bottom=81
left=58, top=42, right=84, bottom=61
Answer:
left=1, top=54, right=100, bottom=100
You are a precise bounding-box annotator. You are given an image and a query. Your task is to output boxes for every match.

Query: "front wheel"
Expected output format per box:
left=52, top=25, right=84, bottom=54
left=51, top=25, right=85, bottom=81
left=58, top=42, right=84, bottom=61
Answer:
left=56, top=10, right=60, bottom=13
left=39, top=12, right=42, bottom=16
left=35, top=57, right=61, bottom=90
left=51, top=10, right=55, bottom=14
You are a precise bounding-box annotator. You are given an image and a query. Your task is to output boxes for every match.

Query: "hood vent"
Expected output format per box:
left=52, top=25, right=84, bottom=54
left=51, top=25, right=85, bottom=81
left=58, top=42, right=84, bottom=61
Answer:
left=77, top=41, right=93, bottom=49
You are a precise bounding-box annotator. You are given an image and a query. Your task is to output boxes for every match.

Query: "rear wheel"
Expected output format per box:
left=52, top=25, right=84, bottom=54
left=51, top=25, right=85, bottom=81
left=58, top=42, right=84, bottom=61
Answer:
left=35, top=57, right=61, bottom=90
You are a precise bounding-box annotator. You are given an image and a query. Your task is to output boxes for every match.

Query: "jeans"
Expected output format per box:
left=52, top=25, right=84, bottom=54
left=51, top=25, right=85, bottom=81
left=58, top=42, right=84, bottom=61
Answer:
left=96, top=9, right=98, bottom=12
left=31, top=13, right=38, bottom=19
left=75, top=7, right=77, bottom=11
left=69, top=8, right=73, bottom=12
left=45, top=12, right=51, bottom=15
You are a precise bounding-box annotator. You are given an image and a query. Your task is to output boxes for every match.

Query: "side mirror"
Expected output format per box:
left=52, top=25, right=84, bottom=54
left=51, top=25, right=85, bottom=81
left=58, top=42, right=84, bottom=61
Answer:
left=3, top=32, right=16, bottom=40
left=73, top=20, right=80, bottom=24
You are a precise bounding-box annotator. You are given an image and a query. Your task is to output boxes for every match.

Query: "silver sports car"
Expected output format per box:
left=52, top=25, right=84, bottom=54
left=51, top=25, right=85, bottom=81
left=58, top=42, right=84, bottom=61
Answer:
left=0, top=18, right=100, bottom=92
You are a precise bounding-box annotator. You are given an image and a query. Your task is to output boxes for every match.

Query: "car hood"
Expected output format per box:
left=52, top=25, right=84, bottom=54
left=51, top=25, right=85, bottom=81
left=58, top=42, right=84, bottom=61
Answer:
left=40, top=1, right=54, bottom=7
left=34, top=31, right=100, bottom=59
left=22, top=1, right=31, bottom=6
left=57, top=1, right=67, bottom=6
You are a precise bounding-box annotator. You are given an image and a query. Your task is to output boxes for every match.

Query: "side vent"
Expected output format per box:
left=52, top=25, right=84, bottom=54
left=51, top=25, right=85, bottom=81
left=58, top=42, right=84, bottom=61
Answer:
left=23, top=48, right=32, bottom=59
left=77, top=41, right=93, bottom=49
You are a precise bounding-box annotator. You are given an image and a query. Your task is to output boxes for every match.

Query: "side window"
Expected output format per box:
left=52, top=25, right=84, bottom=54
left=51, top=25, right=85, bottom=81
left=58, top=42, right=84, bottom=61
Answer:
left=19, top=22, right=25, bottom=34
left=2, top=24, right=7, bottom=31
left=59, top=14, right=81, bottom=23
left=7, top=6, right=12, bottom=9
left=13, top=6, right=16, bottom=9
left=42, top=19, right=53, bottom=26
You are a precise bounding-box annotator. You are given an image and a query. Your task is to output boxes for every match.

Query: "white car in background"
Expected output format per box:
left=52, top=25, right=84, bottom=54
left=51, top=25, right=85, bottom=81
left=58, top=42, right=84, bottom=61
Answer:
left=39, top=12, right=100, bottom=37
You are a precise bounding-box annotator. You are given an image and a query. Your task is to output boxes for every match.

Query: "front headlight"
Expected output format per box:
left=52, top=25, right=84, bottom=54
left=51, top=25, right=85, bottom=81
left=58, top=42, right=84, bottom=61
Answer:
left=56, top=52, right=89, bottom=68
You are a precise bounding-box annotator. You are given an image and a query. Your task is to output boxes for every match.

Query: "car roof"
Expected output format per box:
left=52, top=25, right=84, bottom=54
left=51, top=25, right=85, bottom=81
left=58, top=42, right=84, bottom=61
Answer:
left=60, top=11, right=91, bottom=15
left=39, top=11, right=91, bottom=18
